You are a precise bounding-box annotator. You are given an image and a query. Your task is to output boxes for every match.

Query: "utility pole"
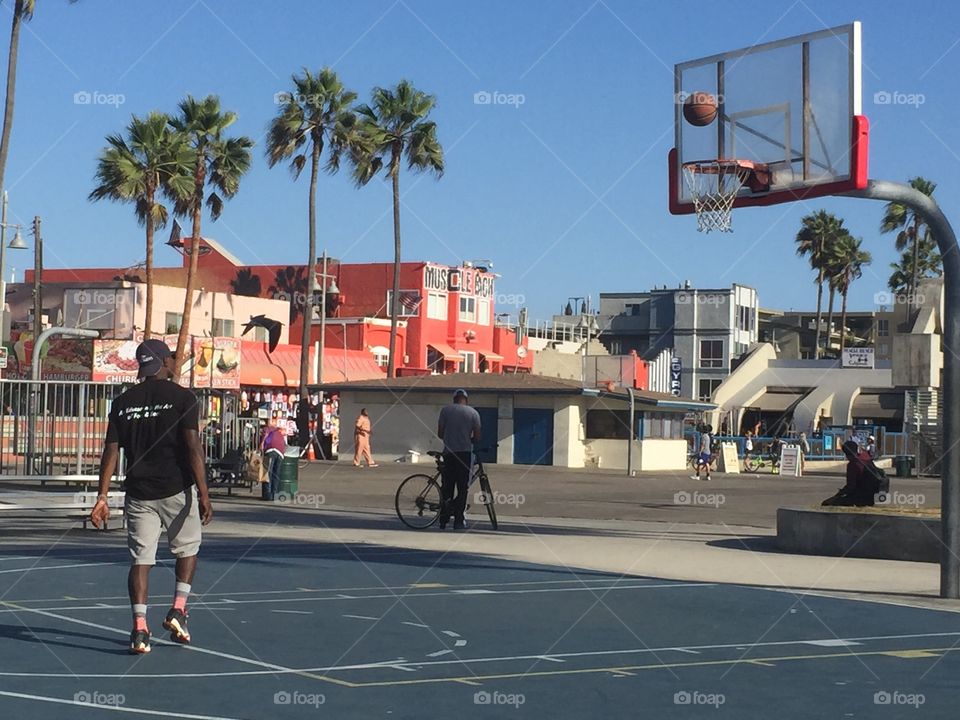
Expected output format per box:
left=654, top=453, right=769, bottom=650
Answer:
left=318, top=250, right=327, bottom=388
left=32, top=215, right=41, bottom=340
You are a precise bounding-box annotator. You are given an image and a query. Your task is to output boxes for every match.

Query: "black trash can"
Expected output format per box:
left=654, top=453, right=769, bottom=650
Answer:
left=278, top=452, right=299, bottom=496
left=894, top=455, right=914, bottom=478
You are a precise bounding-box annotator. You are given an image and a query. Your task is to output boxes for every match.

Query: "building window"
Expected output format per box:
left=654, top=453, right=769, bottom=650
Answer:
left=698, top=378, right=722, bottom=402
left=459, top=351, right=476, bottom=373
left=427, top=292, right=447, bottom=320
left=477, top=298, right=490, bottom=326
left=459, top=296, right=476, bottom=322
left=737, top=305, right=754, bottom=333
left=586, top=410, right=633, bottom=439
left=639, top=412, right=683, bottom=440
left=165, top=312, right=183, bottom=334
left=212, top=318, right=234, bottom=337
left=699, top=339, right=723, bottom=368
left=371, top=346, right=389, bottom=368
left=877, top=319, right=889, bottom=337
left=626, top=303, right=641, bottom=316
left=877, top=342, right=890, bottom=356
left=253, top=326, right=268, bottom=343
left=387, top=290, right=421, bottom=317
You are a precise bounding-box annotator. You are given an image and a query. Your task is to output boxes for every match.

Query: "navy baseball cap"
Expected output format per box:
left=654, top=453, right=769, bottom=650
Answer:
left=453, top=388, right=468, bottom=399
left=137, top=339, right=173, bottom=378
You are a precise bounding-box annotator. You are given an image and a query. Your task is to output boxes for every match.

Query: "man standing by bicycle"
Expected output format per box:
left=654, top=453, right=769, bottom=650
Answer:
left=437, top=389, right=481, bottom=530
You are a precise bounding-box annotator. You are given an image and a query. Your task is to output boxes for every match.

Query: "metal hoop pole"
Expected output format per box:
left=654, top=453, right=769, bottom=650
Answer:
left=843, top=179, right=960, bottom=599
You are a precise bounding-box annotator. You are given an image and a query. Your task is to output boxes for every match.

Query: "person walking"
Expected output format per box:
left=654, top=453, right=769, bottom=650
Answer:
left=261, top=417, right=286, bottom=500
left=437, top=389, right=481, bottom=530
left=743, top=430, right=754, bottom=470
left=353, top=408, right=377, bottom=468
left=90, top=339, right=213, bottom=655
left=692, top=424, right=712, bottom=481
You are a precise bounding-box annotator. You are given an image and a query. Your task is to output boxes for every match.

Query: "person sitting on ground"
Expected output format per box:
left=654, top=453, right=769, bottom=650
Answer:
left=821, top=440, right=879, bottom=507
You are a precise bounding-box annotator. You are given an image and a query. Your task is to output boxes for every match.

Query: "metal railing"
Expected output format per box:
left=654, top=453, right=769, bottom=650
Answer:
left=0, top=379, right=130, bottom=477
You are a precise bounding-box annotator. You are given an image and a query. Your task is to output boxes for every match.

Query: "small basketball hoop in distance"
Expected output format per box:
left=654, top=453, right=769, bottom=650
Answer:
left=681, top=160, right=771, bottom=232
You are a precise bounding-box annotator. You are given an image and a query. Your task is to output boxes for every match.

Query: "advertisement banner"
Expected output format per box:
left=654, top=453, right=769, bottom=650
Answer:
left=669, top=356, right=682, bottom=397
left=193, top=337, right=240, bottom=389
left=842, top=347, right=875, bottom=369
left=5, top=330, right=93, bottom=381
left=93, top=338, right=141, bottom=383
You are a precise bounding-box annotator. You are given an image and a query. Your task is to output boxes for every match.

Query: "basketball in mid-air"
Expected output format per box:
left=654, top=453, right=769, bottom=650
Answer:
left=682, top=91, right=718, bottom=126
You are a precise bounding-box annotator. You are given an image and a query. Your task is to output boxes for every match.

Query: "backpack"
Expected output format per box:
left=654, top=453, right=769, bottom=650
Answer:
left=856, top=455, right=890, bottom=498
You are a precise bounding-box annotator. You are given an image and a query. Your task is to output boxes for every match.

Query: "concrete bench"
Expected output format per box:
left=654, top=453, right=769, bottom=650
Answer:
left=0, top=490, right=126, bottom=529
left=777, top=506, right=940, bottom=563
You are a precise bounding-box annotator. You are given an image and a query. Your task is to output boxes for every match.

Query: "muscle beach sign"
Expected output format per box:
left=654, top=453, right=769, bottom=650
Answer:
left=423, top=265, right=495, bottom=298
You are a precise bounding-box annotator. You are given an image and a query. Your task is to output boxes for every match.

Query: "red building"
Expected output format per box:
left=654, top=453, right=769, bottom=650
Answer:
left=36, top=237, right=531, bottom=375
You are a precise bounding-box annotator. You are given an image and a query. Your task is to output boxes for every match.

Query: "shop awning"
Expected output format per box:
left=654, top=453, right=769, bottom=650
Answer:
left=428, top=343, right=463, bottom=361
left=240, top=341, right=386, bottom=387
left=480, top=351, right=504, bottom=362
left=852, top=392, right=903, bottom=420
left=241, top=343, right=304, bottom=387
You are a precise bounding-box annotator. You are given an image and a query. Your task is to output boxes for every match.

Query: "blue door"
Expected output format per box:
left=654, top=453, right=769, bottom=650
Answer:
left=475, top=407, right=498, bottom=464
left=513, top=408, right=554, bottom=465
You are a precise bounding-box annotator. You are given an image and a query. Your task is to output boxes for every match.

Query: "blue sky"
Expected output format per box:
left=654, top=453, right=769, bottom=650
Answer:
left=5, top=0, right=959, bottom=320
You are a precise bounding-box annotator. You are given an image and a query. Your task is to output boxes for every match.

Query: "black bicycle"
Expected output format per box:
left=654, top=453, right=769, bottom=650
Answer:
left=394, top=447, right=498, bottom=530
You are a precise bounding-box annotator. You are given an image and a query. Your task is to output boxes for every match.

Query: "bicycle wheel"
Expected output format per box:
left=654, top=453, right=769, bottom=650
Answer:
left=744, top=456, right=761, bottom=472
left=395, top=474, right=443, bottom=529
left=477, top=473, right=498, bottom=530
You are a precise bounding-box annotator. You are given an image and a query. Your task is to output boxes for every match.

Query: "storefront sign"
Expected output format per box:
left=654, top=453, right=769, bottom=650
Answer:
left=720, top=442, right=740, bottom=474
left=93, top=338, right=141, bottom=383
left=6, top=330, right=93, bottom=381
left=423, top=265, right=495, bottom=298
left=842, top=347, right=875, bottom=369
left=780, top=444, right=802, bottom=477
left=669, top=357, right=682, bottom=397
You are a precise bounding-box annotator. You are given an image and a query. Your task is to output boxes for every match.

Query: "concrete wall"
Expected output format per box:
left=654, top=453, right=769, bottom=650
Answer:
left=553, top=399, right=584, bottom=468
left=583, top=438, right=686, bottom=471
left=145, top=285, right=291, bottom=342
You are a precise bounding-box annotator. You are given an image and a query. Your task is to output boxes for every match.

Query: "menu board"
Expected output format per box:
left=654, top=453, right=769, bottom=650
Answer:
left=720, top=442, right=740, bottom=474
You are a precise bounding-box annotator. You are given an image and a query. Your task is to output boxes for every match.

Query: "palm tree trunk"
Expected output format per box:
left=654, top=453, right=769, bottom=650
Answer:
left=144, top=189, right=154, bottom=339
left=0, top=0, right=24, bottom=200
left=813, top=266, right=824, bottom=359
left=839, top=284, right=849, bottom=355
left=300, top=141, right=321, bottom=399
left=387, top=147, right=402, bottom=378
left=825, top=287, right=836, bottom=357
left=175, top=164, right=205, bottom=377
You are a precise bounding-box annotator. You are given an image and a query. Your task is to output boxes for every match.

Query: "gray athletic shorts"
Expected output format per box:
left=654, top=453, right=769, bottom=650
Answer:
left=125, top=486, right=202, bottom=566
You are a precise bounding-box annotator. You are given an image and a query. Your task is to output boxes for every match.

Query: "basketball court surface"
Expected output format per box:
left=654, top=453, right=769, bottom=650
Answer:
left=1, top=519, right=959, bottom=719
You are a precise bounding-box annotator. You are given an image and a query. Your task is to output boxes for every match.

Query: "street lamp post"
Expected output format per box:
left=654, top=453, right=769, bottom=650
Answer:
left=0, top=191, right=28, bottom=344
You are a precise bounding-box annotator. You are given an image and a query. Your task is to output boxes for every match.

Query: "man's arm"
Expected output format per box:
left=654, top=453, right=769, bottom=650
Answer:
left=90, top=441, right=119, bottom=529
left=471, top=410, right=481, bottom=443
left=184, top=428, right=214, bottom=525
left=437, top=408, right=445, bottom=440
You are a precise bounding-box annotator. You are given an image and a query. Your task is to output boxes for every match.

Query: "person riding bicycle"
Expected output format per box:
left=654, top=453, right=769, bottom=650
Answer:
left=769, top=436, right=783, bottom=468
left=692, top=424, right=712, bottom=481
left=437, top=389, right=481, bottom=530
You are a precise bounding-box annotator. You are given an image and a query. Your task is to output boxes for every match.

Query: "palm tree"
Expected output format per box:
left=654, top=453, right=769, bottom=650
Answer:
left=267, top=265, right=312, bottom=324
left=0, top=0, right=34, bottom=201
left=881, top=177, right=938, bottom=308
left=230, top=268, right=262, bottom=297
left=829, top=234, right=872, bottom=354
left=795, top=210, right=847, bottom=358
left=266, top=67, right=356, bottom=399
left=169, top=95, right=253, bottom=372
left=89, top=112, right=192, bottom=337
left=351, top=80, right=444, bottom=377
left=888, top=241, right=942, bottom=295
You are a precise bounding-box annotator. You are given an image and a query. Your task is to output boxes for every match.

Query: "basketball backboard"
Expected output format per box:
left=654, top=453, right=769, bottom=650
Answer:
left=669, top=22, right=868, bottom=216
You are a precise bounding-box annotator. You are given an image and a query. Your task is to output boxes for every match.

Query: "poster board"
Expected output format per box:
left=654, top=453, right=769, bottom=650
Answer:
left=720, top=442, right=740, bottom=474
left=779, top=444, right=802, bottom=477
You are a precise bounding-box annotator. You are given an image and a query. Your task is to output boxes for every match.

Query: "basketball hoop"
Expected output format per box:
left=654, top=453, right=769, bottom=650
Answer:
left=681, top=160, right=770, bottom=232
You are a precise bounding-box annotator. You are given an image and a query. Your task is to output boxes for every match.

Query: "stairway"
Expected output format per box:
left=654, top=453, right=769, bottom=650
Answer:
left=905, top=389, right=941, bottom=476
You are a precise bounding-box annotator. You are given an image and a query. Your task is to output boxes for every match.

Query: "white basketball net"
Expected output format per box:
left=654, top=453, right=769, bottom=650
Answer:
left=682, top=161, right=751, bottom=233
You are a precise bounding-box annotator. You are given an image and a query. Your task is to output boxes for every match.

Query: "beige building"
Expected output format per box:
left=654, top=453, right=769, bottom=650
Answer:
left=325, top=374, right=712, bottom=471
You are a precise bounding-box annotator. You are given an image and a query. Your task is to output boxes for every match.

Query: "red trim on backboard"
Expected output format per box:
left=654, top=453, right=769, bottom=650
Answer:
left=669, top=115, right=869, bottom=214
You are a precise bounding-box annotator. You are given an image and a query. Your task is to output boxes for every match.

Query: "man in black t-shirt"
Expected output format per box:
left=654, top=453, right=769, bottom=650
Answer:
left=90, top=339, right=213, bottom=655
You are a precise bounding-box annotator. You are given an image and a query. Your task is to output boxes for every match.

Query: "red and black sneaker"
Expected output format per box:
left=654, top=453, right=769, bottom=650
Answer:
left=129, top=628, right=151, bottom=654
left=163, top=608, right=191, bottom=644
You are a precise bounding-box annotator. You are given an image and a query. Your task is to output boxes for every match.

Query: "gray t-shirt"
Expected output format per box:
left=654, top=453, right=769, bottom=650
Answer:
left=438, top=403, right=481, bottom=453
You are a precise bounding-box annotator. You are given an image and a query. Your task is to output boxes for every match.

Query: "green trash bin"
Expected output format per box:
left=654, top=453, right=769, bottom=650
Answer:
left=278, top=449, right=299, bottom=496
left=894, top=455, right=913, bottom=477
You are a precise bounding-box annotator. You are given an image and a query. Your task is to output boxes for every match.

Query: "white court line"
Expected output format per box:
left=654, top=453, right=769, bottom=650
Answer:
left=452, top=589, right=496, bottom=594
left=4, top=630, right=958, bottom=679
left=6, top=577, right=633, bottom=605
left=0, top=690, right=248, bottom=719
left=0, top=602, right=330, bottom=682
left=0, top=582, right=716, bottom=614
left=343, top=614, right=379, bottom=621
left=270, top=610, right=312, bottom=615
left=426, top=649, right=453, bottom=658
left=0, top=562, right=116, bottom=575
left=402, top=621, right=429, bottom=628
